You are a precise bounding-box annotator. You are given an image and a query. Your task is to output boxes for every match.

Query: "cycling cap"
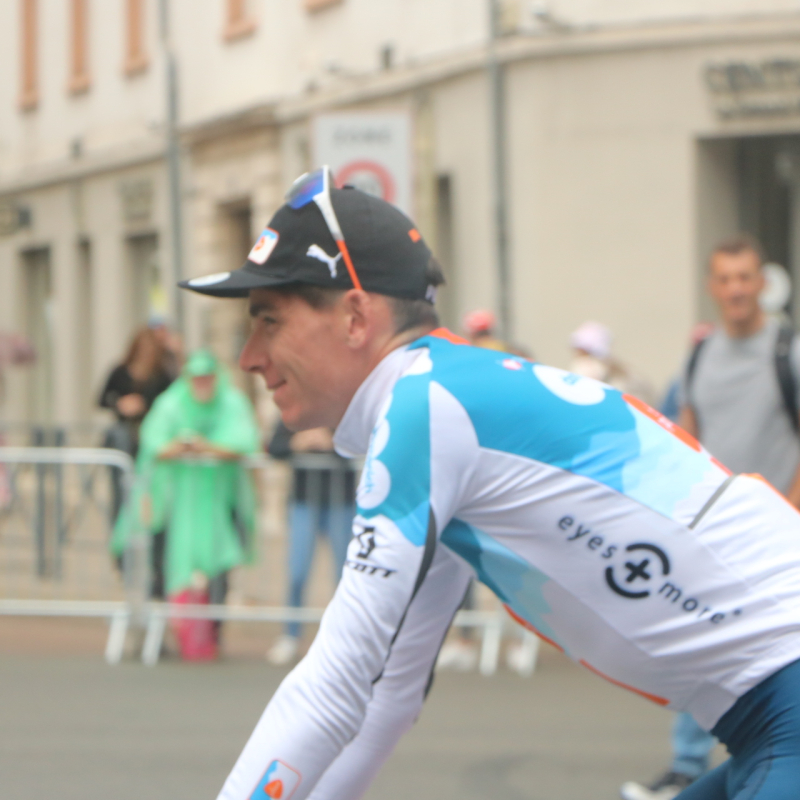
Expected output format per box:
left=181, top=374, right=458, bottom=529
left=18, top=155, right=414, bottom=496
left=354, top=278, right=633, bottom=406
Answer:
left=180, top=185, right=437, bottom=302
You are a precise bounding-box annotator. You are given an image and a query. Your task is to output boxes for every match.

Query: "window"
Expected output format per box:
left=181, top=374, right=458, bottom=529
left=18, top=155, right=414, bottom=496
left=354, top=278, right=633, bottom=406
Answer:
left=124, top=0, right=148, bottom=76
left=19, top=0, right=38, bottom=111
left=68, top=0, right=91, bottom=94
left=304, top=0, right=343, bottom=12
left=224, top=0, right=256, bottom=41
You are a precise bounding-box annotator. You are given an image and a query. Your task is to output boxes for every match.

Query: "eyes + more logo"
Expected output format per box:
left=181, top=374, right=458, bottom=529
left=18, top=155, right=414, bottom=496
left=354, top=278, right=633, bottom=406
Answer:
left=605, top=543, right=671, bottom=600
left=533, top=365, right=606, bottom=406
left=558, top=515, right=739, bottom=626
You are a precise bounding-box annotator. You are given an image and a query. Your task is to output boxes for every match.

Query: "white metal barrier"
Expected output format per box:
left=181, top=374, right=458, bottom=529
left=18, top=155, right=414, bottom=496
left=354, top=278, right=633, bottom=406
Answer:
left=0, top=447, right=538, bottom=675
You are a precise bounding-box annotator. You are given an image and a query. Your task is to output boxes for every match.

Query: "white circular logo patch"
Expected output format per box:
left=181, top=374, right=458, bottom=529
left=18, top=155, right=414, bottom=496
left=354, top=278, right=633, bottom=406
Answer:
left=533, top=364, right=606, bottom=406
left=403, top=351, right=433, bottom=376
left=188, top=272, right=231, bottom=287
left=370, top=419, right=390, bottom=458
left=357, top=459, right=391, bottom=509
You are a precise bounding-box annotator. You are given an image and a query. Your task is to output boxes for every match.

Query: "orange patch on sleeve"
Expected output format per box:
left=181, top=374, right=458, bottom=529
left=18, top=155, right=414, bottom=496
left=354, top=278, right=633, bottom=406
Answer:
left=622, top=393, right=701, bottom=452
left=429, top=328, right=470, bottom=345
left=408, top=228, right=422, bottom=242
left=579, top=659, right=670, bottom=706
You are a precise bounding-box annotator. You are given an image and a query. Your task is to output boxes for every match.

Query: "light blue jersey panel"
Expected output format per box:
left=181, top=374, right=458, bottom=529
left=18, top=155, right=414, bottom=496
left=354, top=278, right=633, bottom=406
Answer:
left=413, top=336, right=639, bottom=493
left=411, top=335, right=727, bottom=521
left=441, top=518, right=565, bottom=650
left=356, top=367, right=431, bottom=547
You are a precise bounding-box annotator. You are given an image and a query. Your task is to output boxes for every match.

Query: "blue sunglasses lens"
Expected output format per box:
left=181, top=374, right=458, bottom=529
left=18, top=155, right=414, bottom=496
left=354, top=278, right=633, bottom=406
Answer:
left=286, top=169, right=325, bottom=209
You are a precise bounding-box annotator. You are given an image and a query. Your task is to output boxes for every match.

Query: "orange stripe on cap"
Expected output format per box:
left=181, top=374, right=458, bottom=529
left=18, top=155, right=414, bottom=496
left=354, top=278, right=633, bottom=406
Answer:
left=504, top=605, right=564, bottom=652
left=335, top=239, right=362, bottom=292
left=623, top=393, right=701, bottom=453
left=429, top=328, right=469, bottom=345
left=579, top=659, right=670, bottom=706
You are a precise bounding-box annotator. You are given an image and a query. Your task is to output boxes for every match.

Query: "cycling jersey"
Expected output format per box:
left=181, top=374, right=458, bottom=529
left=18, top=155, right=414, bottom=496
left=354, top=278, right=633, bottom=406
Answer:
left=218, top=332, right=800, bottom=800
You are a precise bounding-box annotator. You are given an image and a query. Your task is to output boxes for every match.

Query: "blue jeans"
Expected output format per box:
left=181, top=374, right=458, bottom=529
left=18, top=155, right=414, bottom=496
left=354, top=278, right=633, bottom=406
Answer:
left=672, top=711, right=717, bottom=778
left=285, top=501, right=354, bottom=638
left=676, top=658, right=800, bottom=799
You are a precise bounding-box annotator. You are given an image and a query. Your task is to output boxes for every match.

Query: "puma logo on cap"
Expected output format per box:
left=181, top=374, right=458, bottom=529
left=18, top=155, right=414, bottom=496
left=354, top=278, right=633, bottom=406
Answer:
left=306, top=244, right=342, bottom=278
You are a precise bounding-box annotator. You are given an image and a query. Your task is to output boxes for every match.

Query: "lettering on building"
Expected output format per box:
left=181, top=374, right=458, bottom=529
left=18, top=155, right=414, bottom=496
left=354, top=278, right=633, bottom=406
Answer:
left=706, top=59, right=800, bottom=120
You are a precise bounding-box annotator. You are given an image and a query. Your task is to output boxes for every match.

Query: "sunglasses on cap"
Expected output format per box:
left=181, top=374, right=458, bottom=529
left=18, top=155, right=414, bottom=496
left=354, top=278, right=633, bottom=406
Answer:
left=285, top=166, right=363, bottom=291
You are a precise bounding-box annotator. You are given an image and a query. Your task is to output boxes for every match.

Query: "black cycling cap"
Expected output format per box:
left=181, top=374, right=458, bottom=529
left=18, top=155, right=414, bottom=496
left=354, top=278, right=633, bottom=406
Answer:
left=179, top=185, right=439, bottom=302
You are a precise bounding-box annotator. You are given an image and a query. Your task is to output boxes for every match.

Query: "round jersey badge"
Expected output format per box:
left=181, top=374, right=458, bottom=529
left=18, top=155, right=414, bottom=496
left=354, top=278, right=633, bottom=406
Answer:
left=533, top=364, right=606, bottom=406
left=357, top=459, right=391, bottom=510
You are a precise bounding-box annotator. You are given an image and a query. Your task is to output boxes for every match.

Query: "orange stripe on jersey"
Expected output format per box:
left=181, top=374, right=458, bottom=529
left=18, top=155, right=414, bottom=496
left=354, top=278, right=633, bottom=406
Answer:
left=429, top=328, right=469, bottom=345
left=504, top=604, right=564, bottom=652
left=623, top=393, right=702, bottom=453
left=711, top=457, right=732, bottom=476
left=742, top=473, right=800, bottom=512
left=579, top=659, right=670, bottom=706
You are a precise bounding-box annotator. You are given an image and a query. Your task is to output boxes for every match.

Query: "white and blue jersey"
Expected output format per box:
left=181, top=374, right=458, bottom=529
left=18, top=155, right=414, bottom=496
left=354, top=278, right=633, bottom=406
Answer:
left=219, top=332, right=800, bottom=800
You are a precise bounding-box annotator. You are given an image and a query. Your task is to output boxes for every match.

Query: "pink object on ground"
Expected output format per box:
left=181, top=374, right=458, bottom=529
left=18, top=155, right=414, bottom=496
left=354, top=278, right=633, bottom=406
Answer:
left=170, top=588, right=217, bottom=661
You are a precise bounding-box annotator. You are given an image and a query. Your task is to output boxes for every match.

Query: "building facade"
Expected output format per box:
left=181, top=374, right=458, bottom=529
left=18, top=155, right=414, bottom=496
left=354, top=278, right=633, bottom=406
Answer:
left=2, top=0, right=800, bottom=424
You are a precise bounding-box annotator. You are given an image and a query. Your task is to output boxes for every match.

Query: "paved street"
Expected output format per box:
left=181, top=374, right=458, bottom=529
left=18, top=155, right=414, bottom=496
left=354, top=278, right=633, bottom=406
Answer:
left=0, top=640, right=727, bottom=800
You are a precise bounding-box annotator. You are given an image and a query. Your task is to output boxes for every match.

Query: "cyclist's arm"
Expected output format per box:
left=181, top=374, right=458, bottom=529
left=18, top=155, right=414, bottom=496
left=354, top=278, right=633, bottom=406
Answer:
left=307, top=545, right=473, bottom=800
left=215, top=510, right=455, bottom=800
left=216, top=374, right=473, bottom=800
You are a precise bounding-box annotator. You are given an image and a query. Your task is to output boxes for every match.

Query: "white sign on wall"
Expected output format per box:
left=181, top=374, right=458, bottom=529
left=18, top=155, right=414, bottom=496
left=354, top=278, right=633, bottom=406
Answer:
left=313, top=113, right=412, bottom=215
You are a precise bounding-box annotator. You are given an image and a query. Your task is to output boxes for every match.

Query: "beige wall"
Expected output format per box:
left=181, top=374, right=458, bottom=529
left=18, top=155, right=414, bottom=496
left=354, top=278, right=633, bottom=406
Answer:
left=5, top=5, right=800, bottom=423
left=184, top=127, right=282, bottom=375
left=501, top=34, right=800, bottom=386
left=0, top=160, right=169, bottom=424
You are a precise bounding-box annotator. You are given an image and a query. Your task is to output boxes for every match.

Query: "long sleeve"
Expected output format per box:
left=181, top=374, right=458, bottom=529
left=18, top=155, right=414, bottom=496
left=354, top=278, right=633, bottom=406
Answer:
left=216, top=365, right=469, bottom=800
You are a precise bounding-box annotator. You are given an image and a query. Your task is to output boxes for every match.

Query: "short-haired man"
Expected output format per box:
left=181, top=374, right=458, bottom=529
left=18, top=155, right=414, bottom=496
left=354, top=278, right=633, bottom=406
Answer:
left=680, top=235, right=800, bottom=503
left=183, top=170, right=800, bottom=800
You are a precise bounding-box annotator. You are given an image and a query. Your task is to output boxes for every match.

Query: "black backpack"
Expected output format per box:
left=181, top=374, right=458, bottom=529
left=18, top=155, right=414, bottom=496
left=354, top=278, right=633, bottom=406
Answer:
left=686, top=325, right=799, bottom=434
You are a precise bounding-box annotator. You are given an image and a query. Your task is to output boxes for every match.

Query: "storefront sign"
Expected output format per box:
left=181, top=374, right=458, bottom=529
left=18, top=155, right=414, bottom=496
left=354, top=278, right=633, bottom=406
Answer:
left=119, top=178, right=153, bottom=223
left=706, top=59, right=800, bottom=120
left=0, top=200, right=31, bottom=236
left=313, top=113, right=412, bottom=215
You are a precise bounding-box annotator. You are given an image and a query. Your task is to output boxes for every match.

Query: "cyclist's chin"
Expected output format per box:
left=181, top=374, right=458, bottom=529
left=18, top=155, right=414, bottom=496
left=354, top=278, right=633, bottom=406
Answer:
left=277, top=397, right=322, bottom=433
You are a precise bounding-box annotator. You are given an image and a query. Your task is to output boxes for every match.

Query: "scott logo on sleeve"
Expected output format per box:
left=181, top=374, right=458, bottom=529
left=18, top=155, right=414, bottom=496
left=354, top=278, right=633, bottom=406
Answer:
left=249, top=759, right=301, bottom=799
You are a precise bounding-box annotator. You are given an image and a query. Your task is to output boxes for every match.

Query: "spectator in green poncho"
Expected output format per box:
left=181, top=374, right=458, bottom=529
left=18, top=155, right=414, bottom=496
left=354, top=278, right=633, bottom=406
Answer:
left=112, top=349, right=261, bottom=604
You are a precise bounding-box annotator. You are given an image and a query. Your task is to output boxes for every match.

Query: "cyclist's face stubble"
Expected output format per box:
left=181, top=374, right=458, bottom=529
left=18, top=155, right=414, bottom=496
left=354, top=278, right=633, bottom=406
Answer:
left=240, top=288, right=382, bottom=432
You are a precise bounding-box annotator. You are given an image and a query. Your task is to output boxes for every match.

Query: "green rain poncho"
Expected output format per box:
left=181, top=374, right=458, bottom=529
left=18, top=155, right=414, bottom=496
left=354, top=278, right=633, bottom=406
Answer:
left=112, top=350, right=261, bottom=595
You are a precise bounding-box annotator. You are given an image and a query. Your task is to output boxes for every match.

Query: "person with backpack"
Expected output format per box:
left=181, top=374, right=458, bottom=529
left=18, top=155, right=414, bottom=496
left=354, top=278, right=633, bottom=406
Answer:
left=620, top=234, right=800, bottom=800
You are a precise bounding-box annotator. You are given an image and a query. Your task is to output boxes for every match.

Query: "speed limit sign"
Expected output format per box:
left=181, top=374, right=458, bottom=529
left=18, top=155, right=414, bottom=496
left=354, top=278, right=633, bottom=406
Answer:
left=313, top=113, right=412, bottom=215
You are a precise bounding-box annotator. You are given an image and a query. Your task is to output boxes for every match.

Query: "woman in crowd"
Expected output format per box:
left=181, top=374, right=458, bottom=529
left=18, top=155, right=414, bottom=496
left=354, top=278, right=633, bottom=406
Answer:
left=99, top=327, right=175, bottom=457
left=112, top=351, right=261, bottom=633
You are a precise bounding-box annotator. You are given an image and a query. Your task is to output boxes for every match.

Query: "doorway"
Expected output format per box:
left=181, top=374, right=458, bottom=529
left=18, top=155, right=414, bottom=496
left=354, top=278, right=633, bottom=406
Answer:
left=126, top=233, right=162, bottom=332
left=20, top=247, right=53, bottom=423
left=697, top=134, right=800, bottom=324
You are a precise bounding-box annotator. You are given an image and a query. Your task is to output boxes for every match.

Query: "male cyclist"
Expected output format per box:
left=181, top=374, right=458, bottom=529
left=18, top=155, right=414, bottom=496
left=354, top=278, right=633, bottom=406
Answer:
left=182, top=168, right=800, bottom=800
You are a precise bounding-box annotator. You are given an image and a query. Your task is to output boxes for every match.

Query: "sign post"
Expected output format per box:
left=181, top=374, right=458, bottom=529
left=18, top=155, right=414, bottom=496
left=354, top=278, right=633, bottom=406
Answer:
left=313, top=113, right=412, bottom=216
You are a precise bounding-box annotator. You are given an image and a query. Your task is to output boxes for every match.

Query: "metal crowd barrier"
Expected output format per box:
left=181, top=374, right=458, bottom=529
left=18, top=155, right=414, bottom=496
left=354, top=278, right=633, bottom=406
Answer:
left=0, top=446, right=144, bottom=663
left=0, top=446, right=537, bottom=675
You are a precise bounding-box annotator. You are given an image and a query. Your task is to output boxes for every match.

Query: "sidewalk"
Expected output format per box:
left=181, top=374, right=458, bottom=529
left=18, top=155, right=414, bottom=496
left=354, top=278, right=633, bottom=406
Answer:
left=0, top=646, right=727, bottom=800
